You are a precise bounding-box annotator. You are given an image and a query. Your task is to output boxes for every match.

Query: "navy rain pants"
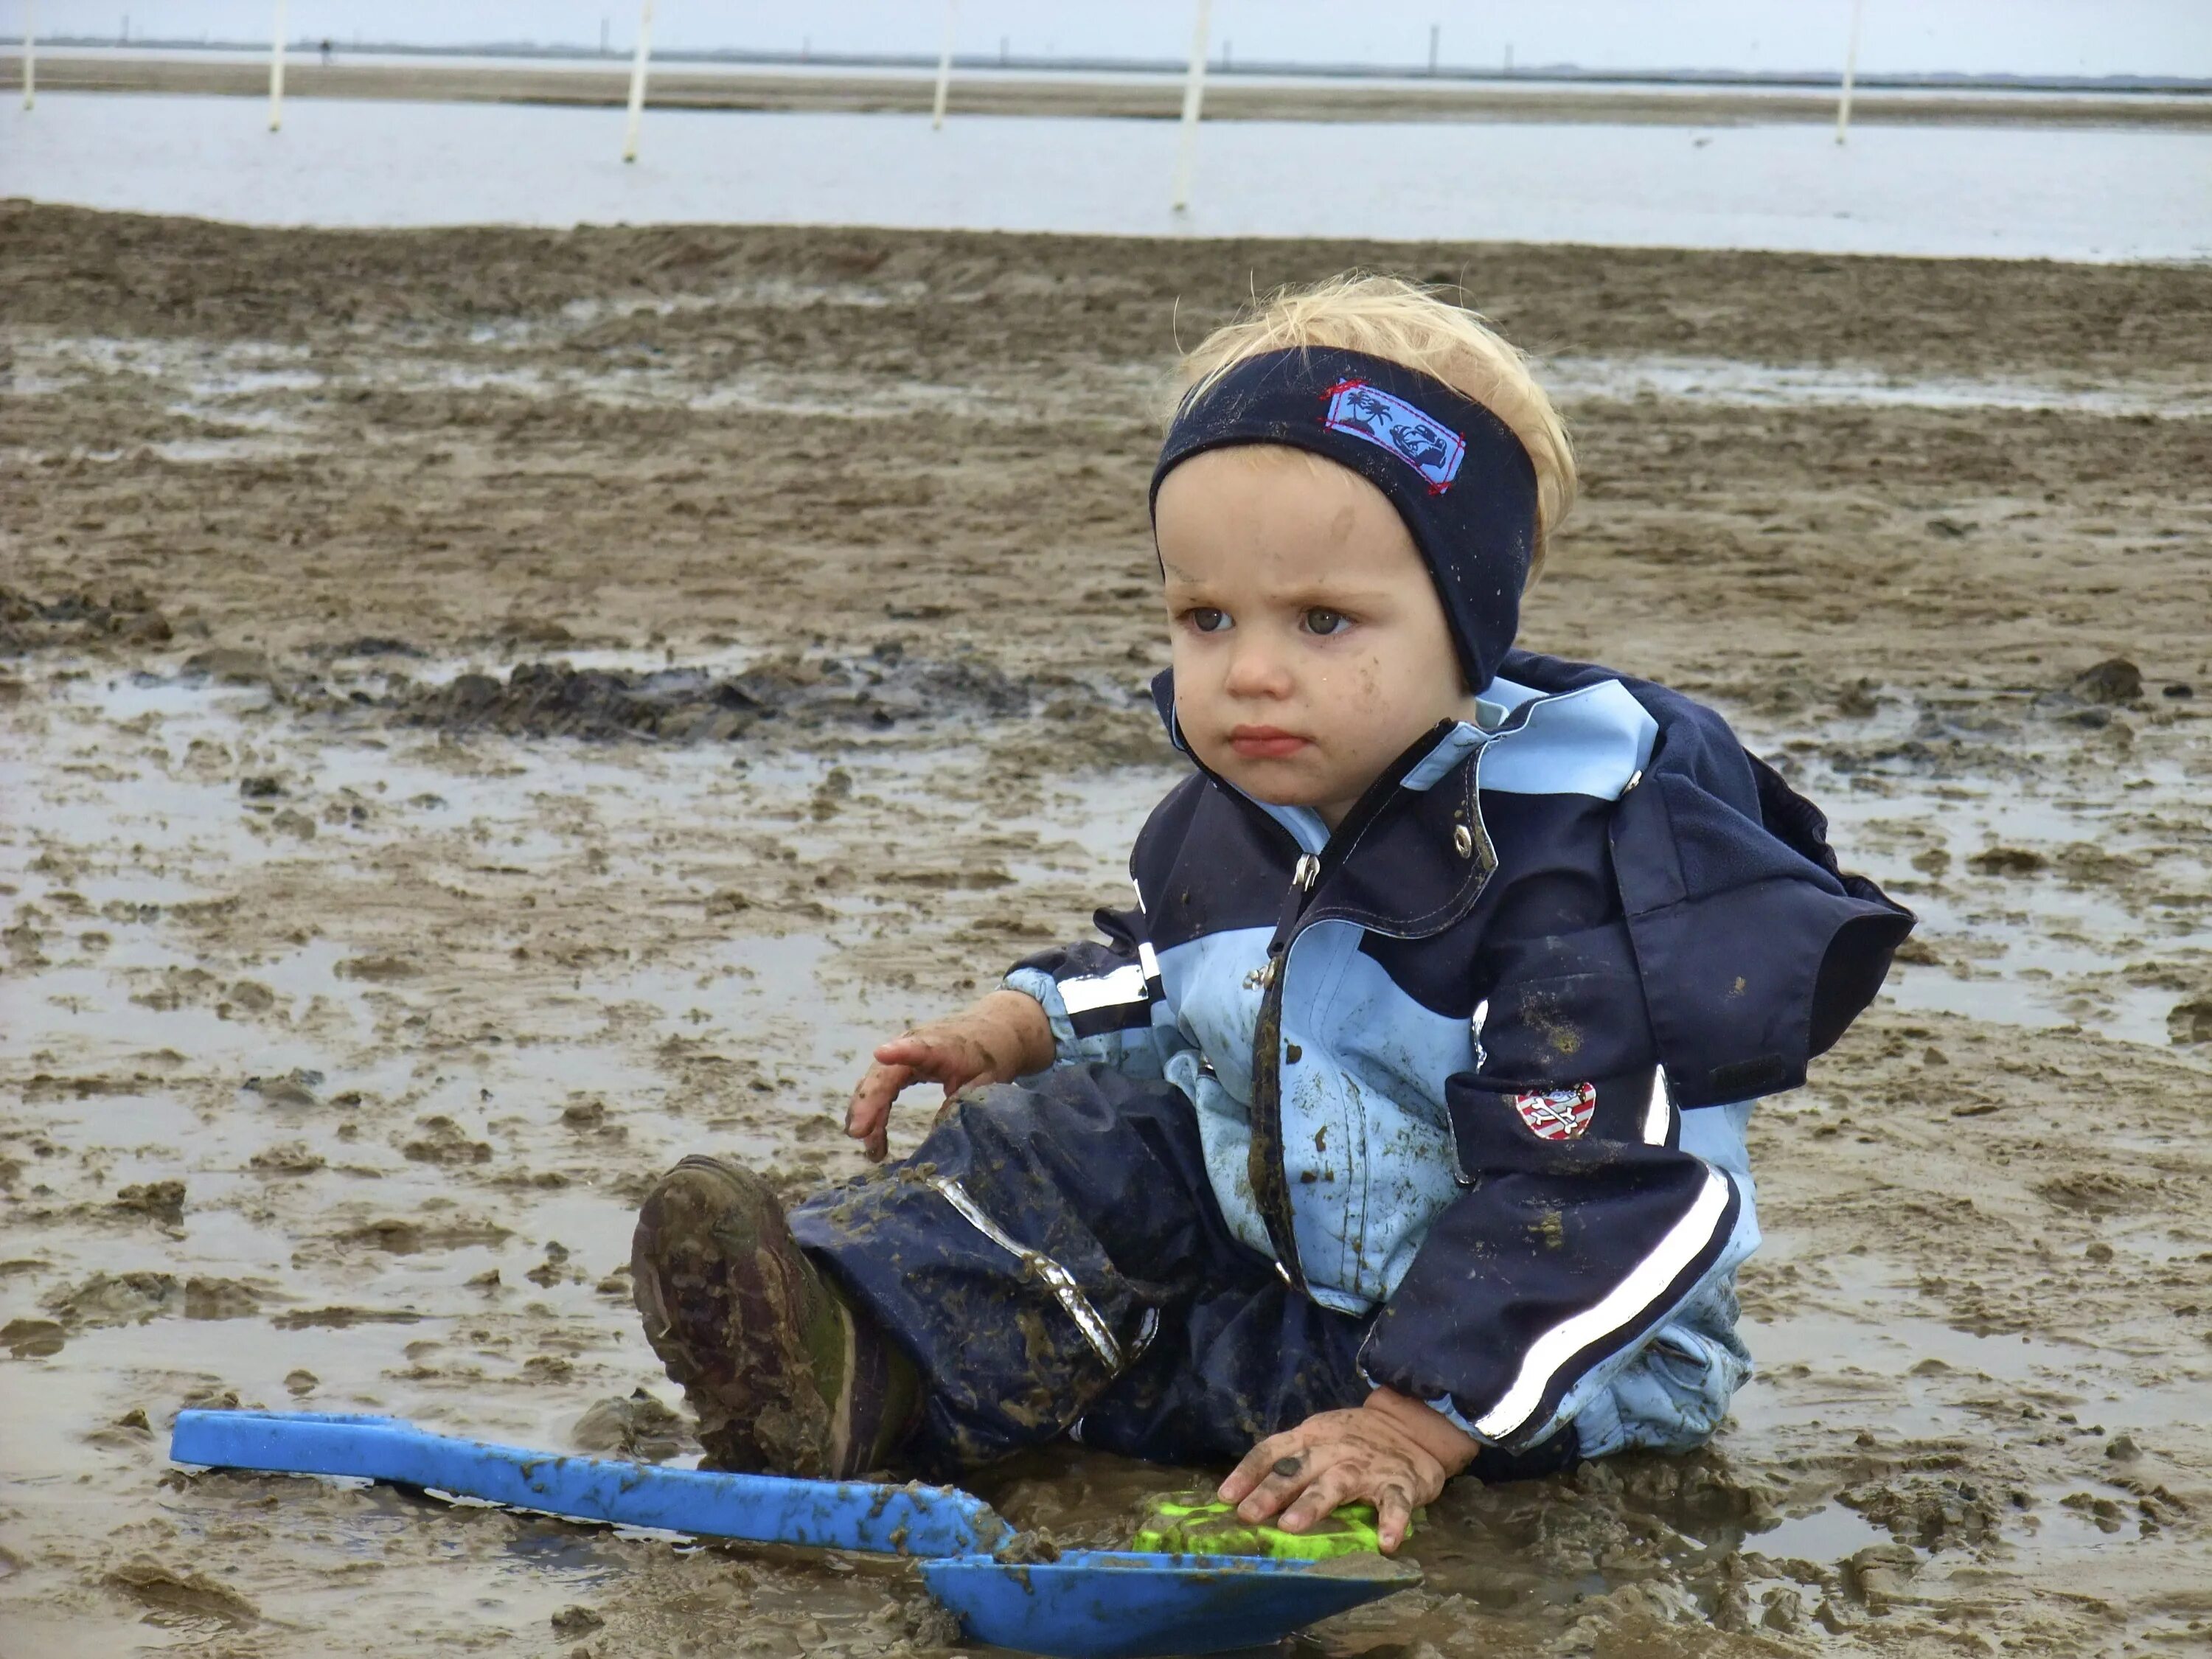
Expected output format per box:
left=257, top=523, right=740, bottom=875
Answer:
left=788, top=1063, right=1579, bottom=1481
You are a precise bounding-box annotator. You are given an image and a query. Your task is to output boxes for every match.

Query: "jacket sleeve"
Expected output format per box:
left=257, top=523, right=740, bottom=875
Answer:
left=1498, top=646, right=1915, bottom=1105
left=1548, top=1100, right=1759, bottom=1458
left=1001, top=902, right=1190, bottom=1082
left=1358, top=1063, right=1759, bottom=1455
left=1610, top=707, right=1915, bottom=1106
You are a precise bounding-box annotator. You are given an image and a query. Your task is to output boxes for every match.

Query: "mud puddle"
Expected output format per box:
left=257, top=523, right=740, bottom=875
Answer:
left=1715, top=675, right=2212, bottom=1048
left=31, top=647, right=2206, bottom=1048
left=9, top=661, right=2204, bottom=1655
left=18, top=333, right=2212, bottom=490
left=55, top=634, right=1161, bottom=757
left=7, top=210, right=2211, bottom=1657
left=3, top=332, right=1156, bottom=446
left=1543, top=354, right=2212, bottom=420
left=0, top=668, right=1188, bottom=1653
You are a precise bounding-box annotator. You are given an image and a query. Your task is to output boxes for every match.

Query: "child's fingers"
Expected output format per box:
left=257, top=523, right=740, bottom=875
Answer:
left=1229, top=1445, right=1324, bottom=1523
left=871, top=1034, right=936, bottom=1066
left=874, top=1034, right=983, bottom=1086
left=1218, top=1430, right=1301, bottom=1504
left=844, top=1061, right=914, bottom=1140
left=1274, top=1461, right=1358, bottom=1533
left=1372, top=1481, right=1416, bottom=1556
left=848, top=1036, right=995, bottom=1161
left=844, top=1062, right=902, bottom=1122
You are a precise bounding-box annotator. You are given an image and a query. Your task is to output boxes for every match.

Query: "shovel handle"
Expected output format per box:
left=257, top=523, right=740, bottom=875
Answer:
left=170, top=1408, right=1006, bottom=1557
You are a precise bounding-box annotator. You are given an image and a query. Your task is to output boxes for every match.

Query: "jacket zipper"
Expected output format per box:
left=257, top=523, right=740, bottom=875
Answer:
left=1231, top=723, right=1496, bottom=1296
left=1244, top=852, right=1318, bottom=1287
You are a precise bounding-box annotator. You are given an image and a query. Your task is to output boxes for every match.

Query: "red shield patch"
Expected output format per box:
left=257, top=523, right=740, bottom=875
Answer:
left=1513, top=1082, right=1597, bottom=1141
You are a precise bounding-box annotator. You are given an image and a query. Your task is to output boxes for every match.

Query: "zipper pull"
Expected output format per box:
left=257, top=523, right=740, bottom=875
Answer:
left=1267, top=854, right=1322, bottom=959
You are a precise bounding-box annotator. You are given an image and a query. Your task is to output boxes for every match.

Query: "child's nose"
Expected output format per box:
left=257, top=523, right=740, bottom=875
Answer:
left=1222, top=639, right=1295, bottom=700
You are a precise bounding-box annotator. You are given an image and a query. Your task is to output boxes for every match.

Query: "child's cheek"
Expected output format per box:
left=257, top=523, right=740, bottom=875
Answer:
left=1327, top=653, right=1385, bottom=716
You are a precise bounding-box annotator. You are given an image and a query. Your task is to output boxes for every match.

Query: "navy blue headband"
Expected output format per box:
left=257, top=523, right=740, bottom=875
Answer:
left=1150, top=346, right=1539, bottom=694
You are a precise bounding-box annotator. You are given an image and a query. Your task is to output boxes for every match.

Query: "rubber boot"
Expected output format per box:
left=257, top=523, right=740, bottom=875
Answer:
left=632, top=1155, right=918, bottom=1478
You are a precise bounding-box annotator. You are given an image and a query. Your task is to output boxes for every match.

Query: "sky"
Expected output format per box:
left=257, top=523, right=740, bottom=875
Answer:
left=11, top=1, right=2211, bottom=79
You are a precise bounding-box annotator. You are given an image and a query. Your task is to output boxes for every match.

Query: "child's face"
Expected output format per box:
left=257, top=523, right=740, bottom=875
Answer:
left=1155, top=447, right=1475, bottom=829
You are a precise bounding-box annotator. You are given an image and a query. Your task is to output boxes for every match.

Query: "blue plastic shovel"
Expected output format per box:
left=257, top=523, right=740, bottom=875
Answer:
left=170, top=1410, right=1418, bottom=1658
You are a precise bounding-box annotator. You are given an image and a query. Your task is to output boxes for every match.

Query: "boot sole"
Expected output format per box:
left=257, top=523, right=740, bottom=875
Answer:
left=630, top=1155, right=841, bottom=1475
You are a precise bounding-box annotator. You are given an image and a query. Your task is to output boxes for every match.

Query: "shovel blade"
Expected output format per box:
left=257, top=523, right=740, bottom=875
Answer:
left=919, top=1549, right=1422, bottom=1659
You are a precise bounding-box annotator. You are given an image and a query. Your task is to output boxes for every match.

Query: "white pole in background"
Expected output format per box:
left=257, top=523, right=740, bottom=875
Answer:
left=1169, top=0, right=1212, bottom=213
left=21, top=0, right=34, bottom=112
left=268, top=0, right=286, bottom=131
left=622, top=0, right=654, bottom=163
left=931, top=0, right=958, bottom=131
left=1835, top=0, right=1864, bottom=145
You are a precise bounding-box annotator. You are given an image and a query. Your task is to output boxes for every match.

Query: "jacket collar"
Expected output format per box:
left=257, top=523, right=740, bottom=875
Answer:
left=1148, top=667, right=1510, bottom=855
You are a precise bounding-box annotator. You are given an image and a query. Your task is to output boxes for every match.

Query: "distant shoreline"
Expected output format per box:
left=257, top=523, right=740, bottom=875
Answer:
left=15, top=38, right=2212, bottom=97
left=9, top=53, right=2210, bottom=130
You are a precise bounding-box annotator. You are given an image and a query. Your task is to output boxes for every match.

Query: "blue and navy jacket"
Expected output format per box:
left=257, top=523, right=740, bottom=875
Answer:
left=1005, top=649, right=1912, bottom=1457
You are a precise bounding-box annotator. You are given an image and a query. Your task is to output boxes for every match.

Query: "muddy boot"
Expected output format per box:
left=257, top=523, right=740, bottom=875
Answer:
left=631, top=1155, right=918, bottom=1478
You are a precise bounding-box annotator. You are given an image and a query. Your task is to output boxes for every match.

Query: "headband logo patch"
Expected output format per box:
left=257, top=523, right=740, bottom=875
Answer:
left=1321, top=379, right=1467, bottom=493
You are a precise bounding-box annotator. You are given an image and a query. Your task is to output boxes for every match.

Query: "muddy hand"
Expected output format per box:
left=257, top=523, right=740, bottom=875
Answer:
left=1219, top=1389, right=1479, bottom=1554
left=844, top=991, right=1054, bottom=1163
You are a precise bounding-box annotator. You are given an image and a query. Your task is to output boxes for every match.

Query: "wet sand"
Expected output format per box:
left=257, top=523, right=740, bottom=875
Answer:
left=11, top=52, right=2212, bottom=130
left=2, top=204, right=2210, bottom=1655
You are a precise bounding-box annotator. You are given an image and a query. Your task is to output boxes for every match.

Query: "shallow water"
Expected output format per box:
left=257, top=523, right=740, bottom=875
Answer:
left=1711, top=681, right=2211, bottom=1048
left=1543, top=354, right=2212, bottom=420
left=24, top=49, right=2212, bottom=104
left=6, top=91, right=2210, bottom=258
left=12, top=330, right=2205, bottom=510
left=6, top=658, right=2205, bottom=1652
left=0, top=655, right=1166, bottom=1652
left=10, top=650, right=2201, bottom=1081
left=7, top=198, right=2209, bottom=1656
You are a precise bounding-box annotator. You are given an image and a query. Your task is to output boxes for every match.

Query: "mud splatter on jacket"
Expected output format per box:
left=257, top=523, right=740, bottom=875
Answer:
left=1004, top=650, right=1912, bottom=1455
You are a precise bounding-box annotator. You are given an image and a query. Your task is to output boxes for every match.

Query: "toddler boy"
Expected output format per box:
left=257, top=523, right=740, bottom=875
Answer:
left=630, top=276, right=1911, bottom=1553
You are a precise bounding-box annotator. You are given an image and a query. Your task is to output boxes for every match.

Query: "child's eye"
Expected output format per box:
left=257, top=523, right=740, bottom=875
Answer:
left=1186, top=608, right=1230, bottom=634
left=1304, top=608, right=1349, bottom=636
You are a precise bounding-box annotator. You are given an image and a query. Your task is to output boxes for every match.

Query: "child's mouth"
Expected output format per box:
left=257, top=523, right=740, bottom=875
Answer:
left=1229, top=726, right=1311, bottom=760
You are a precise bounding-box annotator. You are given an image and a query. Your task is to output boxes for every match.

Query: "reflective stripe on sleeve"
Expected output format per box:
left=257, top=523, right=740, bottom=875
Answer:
left=1642, top=1070, right=1674, bottom=1147
left=1056, top=961, right=1150, bottom=1016
left=1473, top=1168, right=1734, bottom=1441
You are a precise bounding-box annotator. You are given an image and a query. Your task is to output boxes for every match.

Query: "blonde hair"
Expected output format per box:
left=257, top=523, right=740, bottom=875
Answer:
left=1175, top=274, right=1575, bottom=580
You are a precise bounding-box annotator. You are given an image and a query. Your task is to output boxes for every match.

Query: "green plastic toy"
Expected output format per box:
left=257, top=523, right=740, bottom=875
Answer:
left=1130, top=1491, right=1414, bottom=1561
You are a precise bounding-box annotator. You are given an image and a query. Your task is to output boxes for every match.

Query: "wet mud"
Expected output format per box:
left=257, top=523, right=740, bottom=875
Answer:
left=3, top=204, right=2210, bottom=1656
